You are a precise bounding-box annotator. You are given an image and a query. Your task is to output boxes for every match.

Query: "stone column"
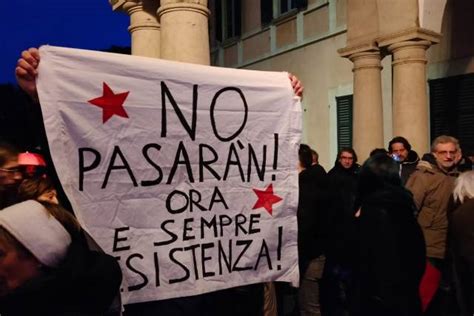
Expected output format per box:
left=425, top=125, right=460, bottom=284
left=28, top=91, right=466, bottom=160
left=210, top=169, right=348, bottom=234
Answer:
left=388, top=40, right=431, bottom=154
left=123, top=1, right=161, bottom=58
left=349, top=50, right=384, bottom=161
left=158, top=0, right=210, bottom=65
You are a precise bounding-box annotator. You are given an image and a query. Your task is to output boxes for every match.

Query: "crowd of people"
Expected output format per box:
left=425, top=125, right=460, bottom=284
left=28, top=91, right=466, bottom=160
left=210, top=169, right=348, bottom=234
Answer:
left=0, top=47, right=472, bottom=316
left=293, top=136, right=474, bottom=316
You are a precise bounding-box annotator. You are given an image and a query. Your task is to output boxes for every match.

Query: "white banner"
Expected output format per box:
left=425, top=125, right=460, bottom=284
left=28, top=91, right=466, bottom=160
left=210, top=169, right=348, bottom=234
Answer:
left=37, top=45, right=301, bottom=304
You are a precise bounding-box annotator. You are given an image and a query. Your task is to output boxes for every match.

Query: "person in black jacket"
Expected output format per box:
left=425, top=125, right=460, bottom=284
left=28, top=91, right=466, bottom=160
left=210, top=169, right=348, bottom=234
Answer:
left=296, top=144, right=329, bottom=315
left=350, top=154, right=426, bottom=316
left=323, top=147, right=360, bottom=316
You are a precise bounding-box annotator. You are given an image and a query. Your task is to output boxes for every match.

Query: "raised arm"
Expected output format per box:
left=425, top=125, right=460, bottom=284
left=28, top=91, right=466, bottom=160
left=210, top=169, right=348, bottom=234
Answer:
left=15, top=47, right=40, bottom=102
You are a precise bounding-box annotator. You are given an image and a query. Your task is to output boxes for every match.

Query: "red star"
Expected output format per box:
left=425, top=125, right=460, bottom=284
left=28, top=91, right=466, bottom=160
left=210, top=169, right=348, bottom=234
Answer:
left=252, top=184, right=283, bottom=215
left=88, top=82, right=130, bottom=123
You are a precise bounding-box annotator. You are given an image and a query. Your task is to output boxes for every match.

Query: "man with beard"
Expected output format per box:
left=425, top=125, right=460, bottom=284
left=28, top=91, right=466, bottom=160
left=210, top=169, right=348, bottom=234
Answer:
left=388, top=136, right=420, bottom=184
left=406, top=135, right=461, bottom=314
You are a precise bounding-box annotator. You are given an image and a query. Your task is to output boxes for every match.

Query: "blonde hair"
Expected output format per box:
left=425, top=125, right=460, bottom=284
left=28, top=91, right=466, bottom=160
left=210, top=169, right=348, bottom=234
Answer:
left=453, top=171, right=474, bottom=203
left=431, top=135, right=460, bottom=153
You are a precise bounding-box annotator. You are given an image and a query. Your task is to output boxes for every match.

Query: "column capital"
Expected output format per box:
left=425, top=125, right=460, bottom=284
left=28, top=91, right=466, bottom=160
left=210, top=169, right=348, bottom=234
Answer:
left=157, top=2, right=210, bottom=20
left=388, top=40, right=431, bottom=66
left=160, top=0, right=207, bottom=6
left=338, top=40, right=378, bottom=58
left=377, top=27, right=441, bottom=48
left=109, top=0, right=129, bottom=11
left=349, top=50, right=383, bottom=72
left=124, top=1, right=160, bottom=34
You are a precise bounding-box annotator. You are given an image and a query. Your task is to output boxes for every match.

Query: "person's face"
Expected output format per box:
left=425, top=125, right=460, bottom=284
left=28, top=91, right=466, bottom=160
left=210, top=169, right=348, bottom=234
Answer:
left=0, top=159, right=22, bottom=188
left=0, top=239, right=42, bottom=296
left=433, top=142, right=458, bottom=171
left=339, top=151, right=354, bottom=169
left=390, top=142, right=409, bottom=162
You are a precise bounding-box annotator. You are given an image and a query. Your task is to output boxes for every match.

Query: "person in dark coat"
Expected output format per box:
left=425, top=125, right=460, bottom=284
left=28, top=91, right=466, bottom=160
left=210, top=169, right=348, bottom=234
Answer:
left=297, top=145, right=328, bottom=272
left=350, top=154, right=426, bottom=316
left=0, top=200, right=122, bottom=315
left=286, top=144, right=329, bottom=315
left=449, top=170, right=474, bottom=316
left=323, top=147, right=360, bottom=316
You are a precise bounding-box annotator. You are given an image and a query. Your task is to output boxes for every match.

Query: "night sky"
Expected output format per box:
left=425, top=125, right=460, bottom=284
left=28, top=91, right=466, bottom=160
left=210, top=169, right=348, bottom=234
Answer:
left=1, top=0, right=131, bottom=84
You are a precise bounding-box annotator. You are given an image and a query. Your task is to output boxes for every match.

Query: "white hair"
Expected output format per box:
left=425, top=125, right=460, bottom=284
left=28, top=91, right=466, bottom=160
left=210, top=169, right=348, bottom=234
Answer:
left=453, top=171, right=474, bottom=204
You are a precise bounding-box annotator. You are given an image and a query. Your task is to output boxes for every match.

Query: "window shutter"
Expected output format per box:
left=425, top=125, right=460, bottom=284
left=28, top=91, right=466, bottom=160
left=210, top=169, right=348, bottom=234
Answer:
left=336, top=95, right=353, bottom=151
left=457, top=75, right=474, bottom=153
left=260, top=0, right=273, bottom=25
left=429, top=73, right=474, bottom=153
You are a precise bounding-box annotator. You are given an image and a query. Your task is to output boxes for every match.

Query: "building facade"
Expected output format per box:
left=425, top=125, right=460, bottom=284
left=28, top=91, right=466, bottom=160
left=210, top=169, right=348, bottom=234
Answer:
left=112, top=0, right=474, bottom=169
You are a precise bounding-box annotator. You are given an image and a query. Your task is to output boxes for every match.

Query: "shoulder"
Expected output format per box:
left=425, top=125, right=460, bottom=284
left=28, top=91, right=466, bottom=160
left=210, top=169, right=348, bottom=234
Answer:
left=403, top=150, right=420, bottom=165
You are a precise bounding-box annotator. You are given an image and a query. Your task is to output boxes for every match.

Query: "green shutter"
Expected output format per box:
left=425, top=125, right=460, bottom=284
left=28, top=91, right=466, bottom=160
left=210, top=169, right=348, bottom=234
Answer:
left=429, top=73, right=474, bottom=154
left=336, top=95, right=353, bottom=151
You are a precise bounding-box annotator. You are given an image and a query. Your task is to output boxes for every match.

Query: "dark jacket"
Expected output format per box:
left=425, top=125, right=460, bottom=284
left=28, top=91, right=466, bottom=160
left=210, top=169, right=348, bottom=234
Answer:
left=457, top=155, right=473, bottom=172
left=326, top=162, right=360, bottom=264
left=400, top=150, right=419, bottom=184
left=297, top=167, right=329, bottom=268
left=449, top=198, right=474, bottom=316
left=351, top=186, right=426, bottom=316
left=0, top=234, right=122, bottom=315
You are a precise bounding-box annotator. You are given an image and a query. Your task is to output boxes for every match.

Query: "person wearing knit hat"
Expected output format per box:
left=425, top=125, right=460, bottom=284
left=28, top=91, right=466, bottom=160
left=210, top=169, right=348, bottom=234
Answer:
left=0, top=200, right=71, bottom=298
left=0, top=200, right=122, bottom=315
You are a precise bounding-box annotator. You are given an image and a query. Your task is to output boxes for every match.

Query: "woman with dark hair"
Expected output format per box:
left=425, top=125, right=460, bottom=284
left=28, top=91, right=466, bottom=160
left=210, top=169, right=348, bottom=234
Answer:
left=18, top=176, right=59, bottom=205
left=350, top=154, right=426, bottom=316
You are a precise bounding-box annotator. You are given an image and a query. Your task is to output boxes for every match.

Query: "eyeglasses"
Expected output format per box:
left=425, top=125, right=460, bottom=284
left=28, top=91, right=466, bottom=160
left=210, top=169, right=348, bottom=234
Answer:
left=0, top=167, right=22, bottom=174
left=435, top=150, right=457, bottom=156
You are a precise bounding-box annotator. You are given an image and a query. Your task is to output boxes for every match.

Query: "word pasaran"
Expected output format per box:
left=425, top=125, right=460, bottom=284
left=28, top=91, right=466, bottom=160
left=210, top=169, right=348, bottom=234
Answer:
left=78, top=140, right=272, bottom=191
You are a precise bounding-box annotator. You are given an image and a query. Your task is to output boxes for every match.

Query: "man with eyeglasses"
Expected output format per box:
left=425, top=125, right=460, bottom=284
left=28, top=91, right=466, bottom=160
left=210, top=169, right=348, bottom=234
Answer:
left=0, top=142, right=23, bottom=208
left=406, top=135, right=461, bottom=314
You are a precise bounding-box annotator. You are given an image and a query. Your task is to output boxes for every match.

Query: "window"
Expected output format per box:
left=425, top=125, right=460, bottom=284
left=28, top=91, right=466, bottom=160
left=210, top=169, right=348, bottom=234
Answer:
left=280, top=0, right=296, bottom=15
left=216, top=0, right=241, bottom=41
left=429, top=73, right=474, bottom=154
left=336, top=95, right=353, bottom=151
left=261, top=0, right=273, bottom=26
left=260, top=0, right=308, bottom=25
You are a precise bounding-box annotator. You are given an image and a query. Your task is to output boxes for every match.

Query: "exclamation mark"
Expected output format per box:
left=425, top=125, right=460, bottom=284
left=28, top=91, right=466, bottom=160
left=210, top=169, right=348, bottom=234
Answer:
left=277, top=226, right=282, bottom=270
left=154, top=252, right=160, bottom=287
left=272, top=133, right=279, bottom=181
